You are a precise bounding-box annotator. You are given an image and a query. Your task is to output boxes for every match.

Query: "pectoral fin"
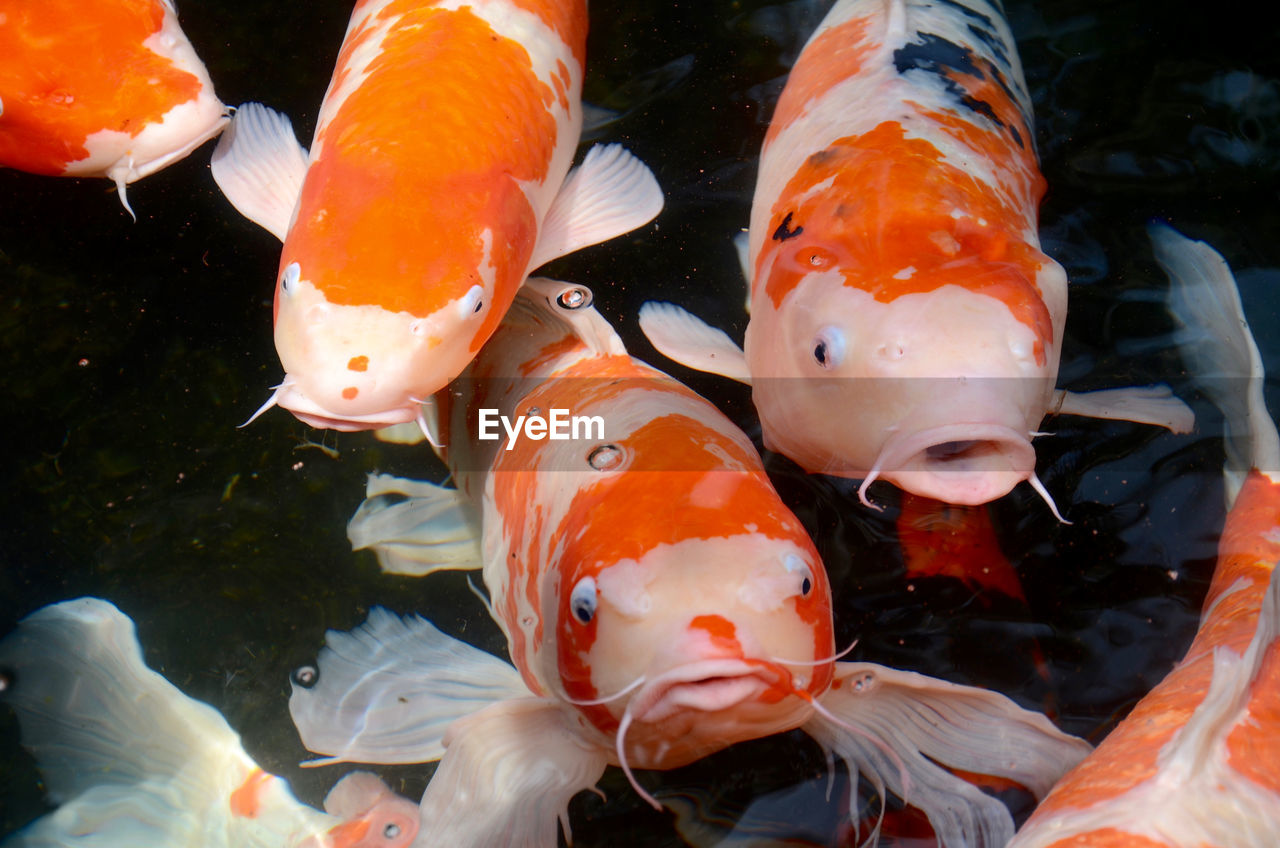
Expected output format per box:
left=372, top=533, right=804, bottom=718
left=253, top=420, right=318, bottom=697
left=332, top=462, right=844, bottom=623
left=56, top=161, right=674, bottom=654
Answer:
left=416, top=698, right=609, bottom=848
left=1053, top=385, right=1194, bottom=433
left=529, top=143, right=664, bottom=271
left=638, top=301, right=752, bottom=383
left=289, top=607, right=528, bottom=766
left=210, top=101, right=308, bottom=241
left=803, top=662, right=1091, bottom=847
left=347, top=473, right=483, bottom=575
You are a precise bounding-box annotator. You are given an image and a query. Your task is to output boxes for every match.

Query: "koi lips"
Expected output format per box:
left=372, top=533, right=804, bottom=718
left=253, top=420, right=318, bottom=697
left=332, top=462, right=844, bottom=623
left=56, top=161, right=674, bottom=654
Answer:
left=612, top=657, right=820, bottom=772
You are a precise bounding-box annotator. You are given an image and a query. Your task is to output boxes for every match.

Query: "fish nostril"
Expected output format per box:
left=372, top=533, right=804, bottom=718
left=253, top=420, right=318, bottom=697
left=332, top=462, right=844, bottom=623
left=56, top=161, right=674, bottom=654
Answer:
left=876, top=342, right=905, bottom=360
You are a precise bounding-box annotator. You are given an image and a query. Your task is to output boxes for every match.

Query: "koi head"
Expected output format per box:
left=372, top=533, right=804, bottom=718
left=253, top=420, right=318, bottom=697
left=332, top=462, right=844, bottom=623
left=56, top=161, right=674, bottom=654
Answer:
left=744, top=254, right=1065, bottom=506
left=296, top=771, right=419, bottom=848
left=549, top=465, right=835, bottom=775
left=264, top=259, right=493, bottom=431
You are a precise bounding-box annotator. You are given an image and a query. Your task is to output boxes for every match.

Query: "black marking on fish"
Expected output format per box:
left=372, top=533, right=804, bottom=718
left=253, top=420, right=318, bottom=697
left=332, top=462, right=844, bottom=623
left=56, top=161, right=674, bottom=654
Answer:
left=895, top=32, right=1027, bottom=149
left=894, top=32, right=980, bottom=80
left=805, top=147, right=839, bottom=169
left=967, top=22, right=1010, bottom=69
left=772, top=212, right=804, bottom=242
left=933, top=0, right=996, bottom=30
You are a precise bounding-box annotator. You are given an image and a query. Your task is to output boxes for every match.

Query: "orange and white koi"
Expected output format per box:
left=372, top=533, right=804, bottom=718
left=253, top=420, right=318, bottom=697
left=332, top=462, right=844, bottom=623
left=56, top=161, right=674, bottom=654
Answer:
left=211, top=0, right=662, bottom=433
left=288, top=278, right=1089, bottom=847
left=0, top=0, right=228, bottom=217
left=1009, top=226, right=1280, bottom=847
left=639, top=0, right=1191, bottom=514
left=0, top=597, right=418, bottom=848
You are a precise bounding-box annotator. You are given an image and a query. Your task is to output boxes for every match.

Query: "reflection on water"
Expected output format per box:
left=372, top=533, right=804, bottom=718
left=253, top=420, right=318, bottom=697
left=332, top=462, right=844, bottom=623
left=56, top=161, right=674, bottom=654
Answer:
left=1, top=0, right=1277, bottom=843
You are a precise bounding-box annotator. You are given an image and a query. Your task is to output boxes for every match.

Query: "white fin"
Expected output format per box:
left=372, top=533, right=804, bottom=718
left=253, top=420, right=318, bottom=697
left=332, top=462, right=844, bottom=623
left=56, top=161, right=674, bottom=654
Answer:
left=289, top=607, right=528, bottom=766
left=416, top=698, right=609, bottom=848
left=322, top=771, right=395, bottom=818
left=528, top=143, right=664, bottom=270
left=805, top=662, right=1092, bottom=848
left=638, top=301, right=752, bottom=383
left=732, top=229, right=753, bottom=313
left=210, top=101, right=308, bottom=241
left=0, top=598, right=333, bottom=844
left=0, top=598, right=251, bottom=802
left=374, top=421, right=427, bottom=445
left=1054, top=385, right=1194, bottom=433
left=347, top=473, right=483, bottom=575
left=1153, top=223, right=1280, bottom=504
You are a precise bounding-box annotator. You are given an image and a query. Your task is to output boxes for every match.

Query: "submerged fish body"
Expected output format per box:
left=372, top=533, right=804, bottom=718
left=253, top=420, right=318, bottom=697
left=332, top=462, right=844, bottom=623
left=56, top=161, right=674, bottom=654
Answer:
left=639, top=0, right=1192, bottom=511
left=0, top=0, right=228, bottom=215
left=1009, top=228, right=1280, bottom=847
left=212, top=0, right=662, bottom=432
left=292, top=278, right=1091, bottom=847
left=0, top=597, right=417, bottom=848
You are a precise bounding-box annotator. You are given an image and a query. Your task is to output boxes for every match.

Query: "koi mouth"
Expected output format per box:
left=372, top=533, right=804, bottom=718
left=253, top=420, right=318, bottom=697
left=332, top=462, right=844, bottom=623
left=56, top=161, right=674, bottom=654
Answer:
left=242, top=378, right=421, bottom=432
left=615, top=658, right=805, bottom=810
left=860, top=422, right=1035, bottom=507
left=635, top=673, right=769, bottom=723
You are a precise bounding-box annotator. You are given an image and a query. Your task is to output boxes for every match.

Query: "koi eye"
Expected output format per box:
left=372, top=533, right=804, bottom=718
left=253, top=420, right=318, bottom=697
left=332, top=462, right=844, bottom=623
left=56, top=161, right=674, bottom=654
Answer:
left=812, top=326, right=845, bottom=369
left=556, top=286, right=592, bottom=311
left=570, top=576, right=598, bottom=624
left=281, top=262, right=300, bottom=295
left=291, top=665, right=318, bottom=688
left=457, top=284, right=484, bottom=318
left=784, top=554, right=814, bottom=597
left=383, top=823, right=401, bottom=839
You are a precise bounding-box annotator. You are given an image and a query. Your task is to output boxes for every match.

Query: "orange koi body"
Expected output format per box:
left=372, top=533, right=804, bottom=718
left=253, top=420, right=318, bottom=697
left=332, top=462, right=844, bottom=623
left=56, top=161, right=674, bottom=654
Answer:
left=436, top=278, right=836, bottom=768
left=1009, top=471, right=1280, bottom=847
left=1008, top=227, right=1280, bottom=846
left=744, top=0, right=1064, bottom=505
left=897, top=493, right=1028, bottom=601
left=0, top=0, right=227, bottom=211
left=210, top=0, right=667, bottom=434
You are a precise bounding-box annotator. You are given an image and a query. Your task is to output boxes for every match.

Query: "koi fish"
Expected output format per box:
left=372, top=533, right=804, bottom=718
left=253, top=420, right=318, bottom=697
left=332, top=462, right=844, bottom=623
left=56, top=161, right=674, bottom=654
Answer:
left=211, top=0, right=662, bottom=433
left=288, top=277, right=1090, bottom=847
left=0, top=0, right=228, bottom=217
left=637, top=0, right=1192, bottom=514
left=1008, top=226, right=1280, bottom=846
left=0, top=597, right=417, bottom=848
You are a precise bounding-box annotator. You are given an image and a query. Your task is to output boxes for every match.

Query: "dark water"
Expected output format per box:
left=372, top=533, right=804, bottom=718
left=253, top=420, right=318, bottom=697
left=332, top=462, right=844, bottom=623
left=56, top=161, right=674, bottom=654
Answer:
left=1, top=0, right=1278, bottom=844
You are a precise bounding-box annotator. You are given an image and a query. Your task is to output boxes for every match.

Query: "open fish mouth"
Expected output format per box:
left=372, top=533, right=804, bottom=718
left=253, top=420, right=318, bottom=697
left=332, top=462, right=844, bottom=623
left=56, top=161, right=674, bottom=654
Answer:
left=861, top=422, right=1035, bottom=506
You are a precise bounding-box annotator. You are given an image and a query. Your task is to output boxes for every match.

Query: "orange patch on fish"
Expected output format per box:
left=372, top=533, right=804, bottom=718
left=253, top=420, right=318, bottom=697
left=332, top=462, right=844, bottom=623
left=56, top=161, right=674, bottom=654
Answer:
left=0, top=0, right=203, bottom=173
left=324, top=817, right=373, bottom=847
left=1226, top=638, right=1280, bottom=792
left=763, top=15, right=875, bottom=148
left=691, top=614, right=740, bottom=653
left=761, top=121, right=1052, bottom=357
left=229, top=767, right=273, bottom=818
left=897, top=494, right=1027, bottom=601
left=1039, top=830, right=1171, bottom=848
left=281, top=6, right=555, bottom=320
left=347, top=355, right=369, bottom=372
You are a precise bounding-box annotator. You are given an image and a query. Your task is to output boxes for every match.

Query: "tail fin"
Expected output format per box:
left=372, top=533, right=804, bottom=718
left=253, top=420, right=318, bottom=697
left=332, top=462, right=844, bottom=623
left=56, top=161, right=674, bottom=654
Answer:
left=0, top=598, right=248, bottom=804
left=1154, top=223, right=1279, bottom=503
